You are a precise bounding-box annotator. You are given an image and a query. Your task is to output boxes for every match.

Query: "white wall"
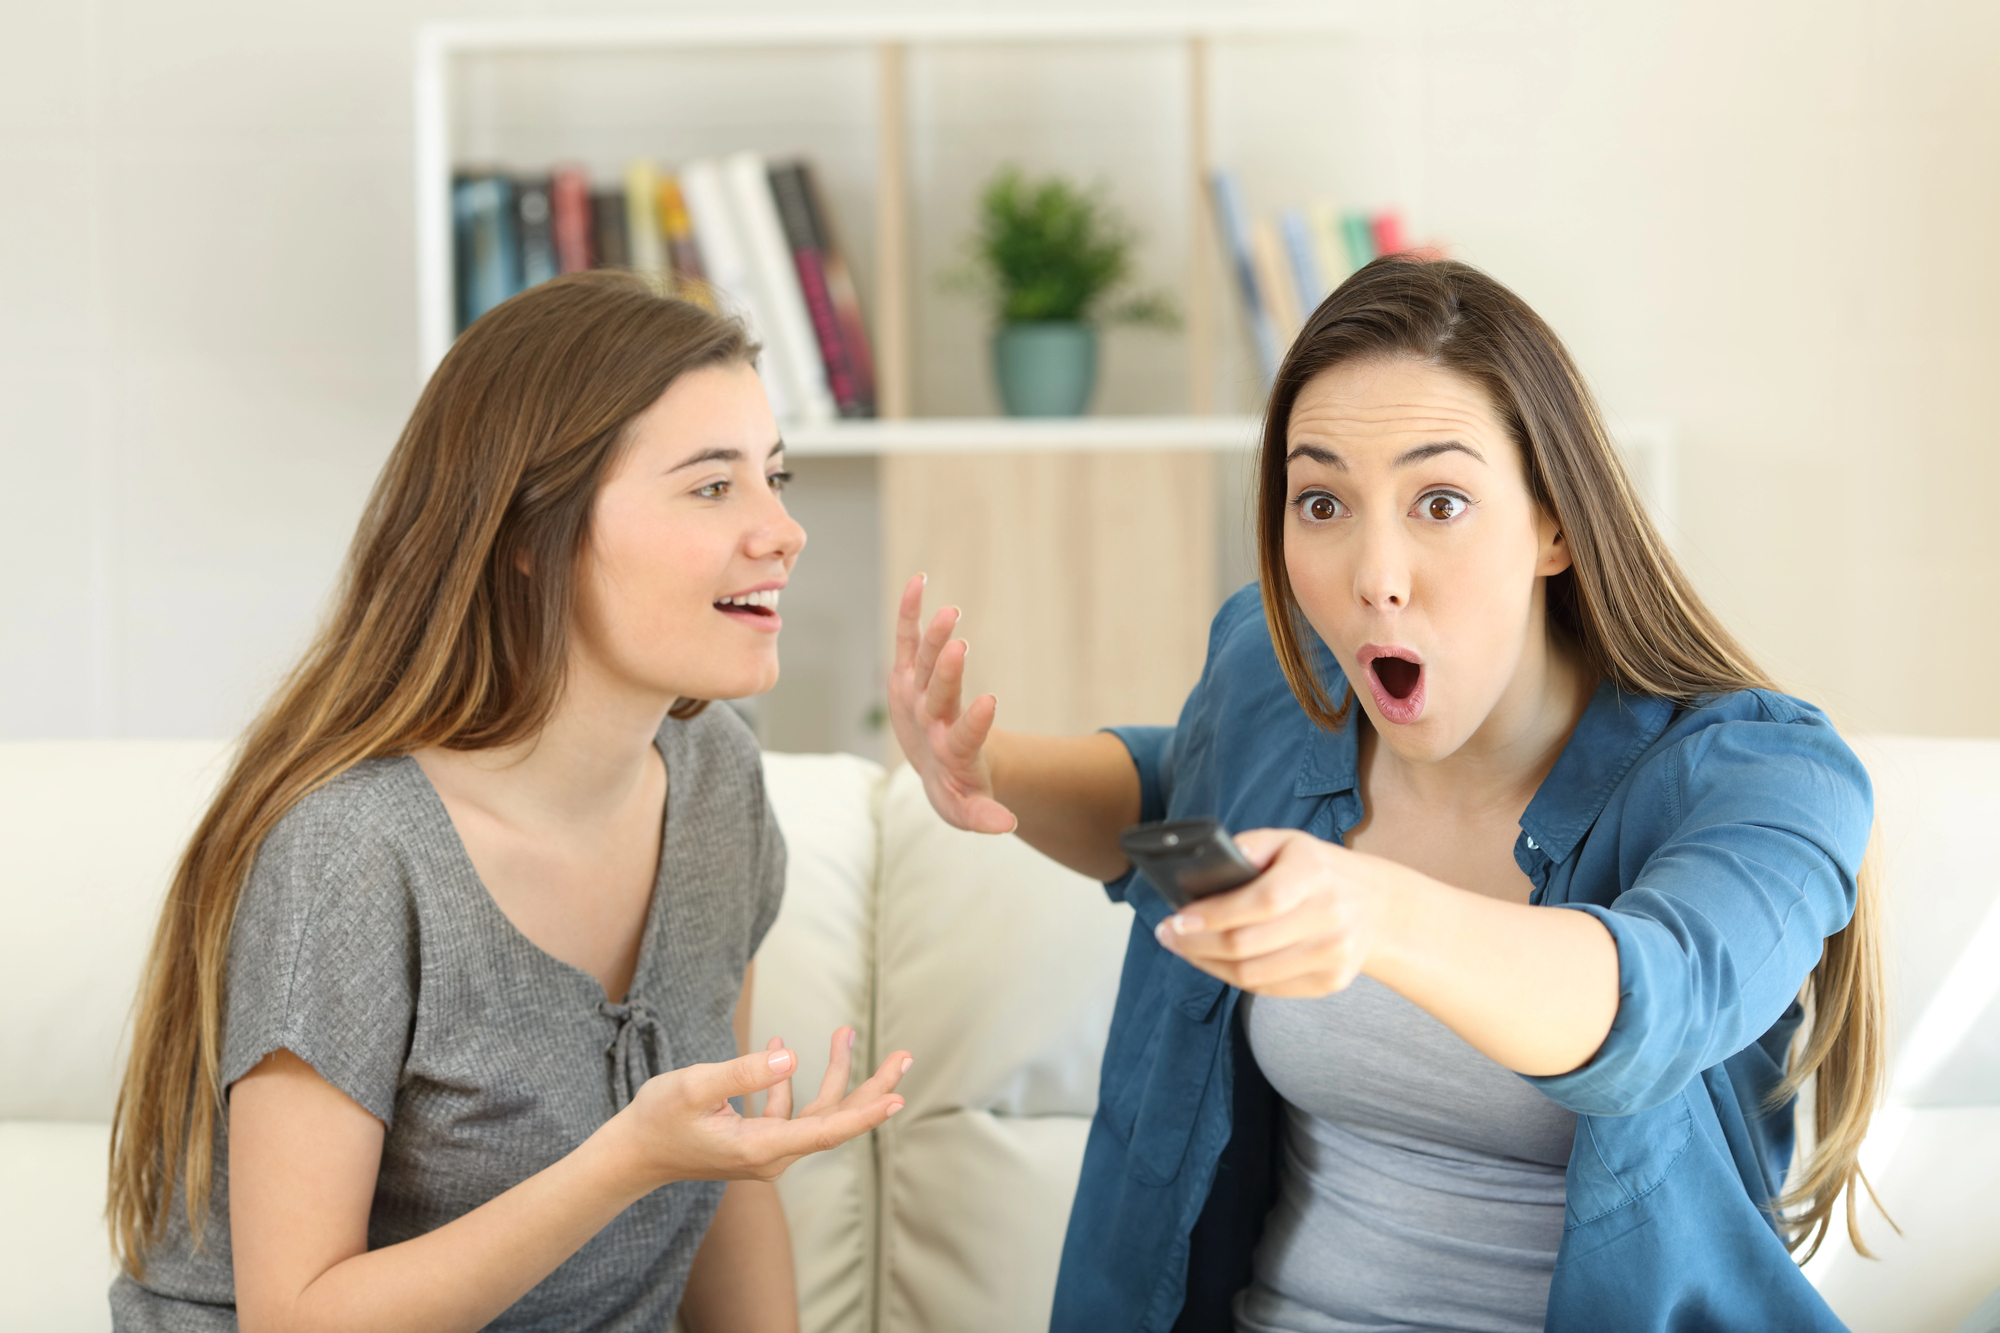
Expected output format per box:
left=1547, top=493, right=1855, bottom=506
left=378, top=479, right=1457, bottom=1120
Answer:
left=2, top=0, right=1995, bottom=741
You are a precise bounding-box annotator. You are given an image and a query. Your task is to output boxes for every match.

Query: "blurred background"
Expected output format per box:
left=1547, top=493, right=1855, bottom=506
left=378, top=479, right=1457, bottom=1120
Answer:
left=3, top=0, right=1996, bottom=755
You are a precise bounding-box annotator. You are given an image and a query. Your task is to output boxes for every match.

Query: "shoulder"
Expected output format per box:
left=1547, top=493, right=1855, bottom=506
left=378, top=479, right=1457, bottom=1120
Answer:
left=239, top=758, right=427, bottom=943
left=1647, top=688, right=1872, bottom=850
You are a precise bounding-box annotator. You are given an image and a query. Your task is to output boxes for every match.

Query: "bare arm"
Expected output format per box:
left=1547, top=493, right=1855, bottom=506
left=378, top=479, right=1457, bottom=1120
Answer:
left=1157, top=829, right=1619, bottom=1076
left=887, top=575, right=1140, bottom=881
left=230, top=1019, right=907, bottom=1333
left=680, top=962, right=798, bottom=1333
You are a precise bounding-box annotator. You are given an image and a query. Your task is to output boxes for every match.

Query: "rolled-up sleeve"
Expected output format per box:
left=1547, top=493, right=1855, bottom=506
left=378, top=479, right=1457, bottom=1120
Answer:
left=1104, top=725, right=1175, bottom=825
left=1529, top=716, right=1873, bottom=1116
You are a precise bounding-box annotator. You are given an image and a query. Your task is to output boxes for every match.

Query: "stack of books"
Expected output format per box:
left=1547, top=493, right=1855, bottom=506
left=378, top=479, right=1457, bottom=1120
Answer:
left=452, top=153, right=877, bottom=424
left=1208, top=168, right=1419, bottom=380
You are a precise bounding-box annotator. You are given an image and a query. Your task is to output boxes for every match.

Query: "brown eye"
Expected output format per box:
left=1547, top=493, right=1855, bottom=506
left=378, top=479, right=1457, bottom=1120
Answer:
left=1421, top=492, right=1469, bottom=522
left=1308, top=495, right=1338, bottom=521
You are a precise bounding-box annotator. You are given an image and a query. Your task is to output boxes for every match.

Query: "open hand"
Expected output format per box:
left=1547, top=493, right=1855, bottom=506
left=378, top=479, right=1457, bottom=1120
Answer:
left=618, top=1027, right=912, bottom=1187
left=886, top=574, right=1017, bottom=834
left=1149, top=828, right=1396, bottom=997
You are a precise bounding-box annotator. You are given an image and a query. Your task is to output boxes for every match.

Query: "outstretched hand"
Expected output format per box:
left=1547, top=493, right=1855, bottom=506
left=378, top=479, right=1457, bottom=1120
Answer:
left=886, top=574, right=1018, bottom=835
left=619, top=1027, right=912, bottom=1188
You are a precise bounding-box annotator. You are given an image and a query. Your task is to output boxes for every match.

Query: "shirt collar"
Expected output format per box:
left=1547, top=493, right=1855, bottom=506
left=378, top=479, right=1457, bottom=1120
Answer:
left=1288, top=676, right=1678, bottom=861
left=1519, top=680, right=1678, bottom=864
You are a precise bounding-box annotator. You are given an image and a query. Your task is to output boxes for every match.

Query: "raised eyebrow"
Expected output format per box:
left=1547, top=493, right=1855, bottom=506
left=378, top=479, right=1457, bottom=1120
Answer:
left=1394, top=440, right=1486, bottom=467
left=669, top=440, right=787, bottom=473
left=1285, top=444, right=1346, bottom=470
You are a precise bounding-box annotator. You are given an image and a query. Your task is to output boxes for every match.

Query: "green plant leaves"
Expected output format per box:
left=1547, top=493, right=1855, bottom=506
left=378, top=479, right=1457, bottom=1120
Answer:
left=958, top=166, right=1177, bottom=328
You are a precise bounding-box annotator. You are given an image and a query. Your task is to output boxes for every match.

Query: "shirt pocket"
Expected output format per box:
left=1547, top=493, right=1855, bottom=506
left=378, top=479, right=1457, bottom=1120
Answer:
left=1563, top=1090, right=1696, bottom=1229
left=1098, top=959, right=1229, bottom=1187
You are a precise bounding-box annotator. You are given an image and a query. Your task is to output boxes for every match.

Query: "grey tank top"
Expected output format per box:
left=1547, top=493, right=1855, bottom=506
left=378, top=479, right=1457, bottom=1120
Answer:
left=1236, top=979, right=1576, bottom=1333
left=110, top=705, right=784, bottom=1332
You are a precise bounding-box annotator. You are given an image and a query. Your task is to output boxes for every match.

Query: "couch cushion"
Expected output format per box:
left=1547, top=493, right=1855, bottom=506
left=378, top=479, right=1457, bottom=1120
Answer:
left=873, top=763, right=1132, bottom=1333
left=757, top=752, right=887, bottom=1333
left=0, top=740, right=233, bottom=1121
left=0, top=1120, right=115, bottom=1332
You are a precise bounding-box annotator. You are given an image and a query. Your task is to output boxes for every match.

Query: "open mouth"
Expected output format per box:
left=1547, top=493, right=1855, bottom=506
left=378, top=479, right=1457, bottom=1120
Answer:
left=1358, top=646, right=1425, bottom=724
left=715, top=588, right=782, bottom=622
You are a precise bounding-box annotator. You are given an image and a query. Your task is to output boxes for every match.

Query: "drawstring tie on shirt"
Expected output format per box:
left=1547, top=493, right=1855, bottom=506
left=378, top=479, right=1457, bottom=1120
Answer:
left=600, top=999, right=668, bottom=1109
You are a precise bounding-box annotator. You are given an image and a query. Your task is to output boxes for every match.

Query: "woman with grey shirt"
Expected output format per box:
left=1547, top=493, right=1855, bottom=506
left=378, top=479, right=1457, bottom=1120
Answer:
left=107, top=271, right=910, bottom=1332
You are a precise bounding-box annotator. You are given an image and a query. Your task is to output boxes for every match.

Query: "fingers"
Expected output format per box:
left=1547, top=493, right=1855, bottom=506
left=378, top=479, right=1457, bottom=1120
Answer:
left=893, top=574, right=927, bottom=673
left=681, top=1045, right=799, bottom=1108
left=1169, top=934, right=1360, bottom=997
left=922, top=637, right=969, bottom=725
left=1232, top=826, right=1309, bottom=870
left=912, top=608, right=961, bottom=713
left=760, top=1036, right=793, bottom=1121
left=738, top=1092, right=907, bottom=1166
left=809, top=1027, right=857, bottom=1111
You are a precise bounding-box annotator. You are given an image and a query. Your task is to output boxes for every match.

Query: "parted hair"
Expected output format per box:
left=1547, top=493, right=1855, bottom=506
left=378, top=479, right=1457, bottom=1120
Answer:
left=108, top=270, right=752, bottom=1275
left=1254, top=255, right=1889, bottom=1263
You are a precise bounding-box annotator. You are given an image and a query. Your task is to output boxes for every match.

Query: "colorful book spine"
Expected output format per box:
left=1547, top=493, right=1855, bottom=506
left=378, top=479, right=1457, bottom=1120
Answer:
left=1207, top=170, right=1279, bottom=380
left=1341, top=212, right=1377, bottom=271
left=550, top=168, right=593, bottom=273
left=678, top=157, right=795, bottom=423
left=1251, top=218, right=1303, bottom=345
left=624, top=160, right=667, bottom=280
left=723, top=150, right=834, bottom=425
left=768, top=161, right=865, bottom=418
left=1278, top=209, right=1322, bottom=323
left=516, top=177, right=557, bottom=288
left=591, top=189, right=629, bottom=270
left=798, top=165, right=876, bottom=417
left=1309, top=201, right=1350, bottom=293
left=655, top=175, right=711, bottom=308
left=453, top=174, right=518, bottom=332
left=1371, top=211, right=1407, bottom=258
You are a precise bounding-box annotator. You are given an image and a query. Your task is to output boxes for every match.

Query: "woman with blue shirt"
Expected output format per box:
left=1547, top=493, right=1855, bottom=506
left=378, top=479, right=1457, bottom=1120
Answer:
left=887, top=257, right=1886, bottom=1332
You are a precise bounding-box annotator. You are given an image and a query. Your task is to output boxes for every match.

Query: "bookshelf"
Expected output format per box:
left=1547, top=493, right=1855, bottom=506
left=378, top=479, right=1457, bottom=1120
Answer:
left=413, top=9, right=1371, bottom=433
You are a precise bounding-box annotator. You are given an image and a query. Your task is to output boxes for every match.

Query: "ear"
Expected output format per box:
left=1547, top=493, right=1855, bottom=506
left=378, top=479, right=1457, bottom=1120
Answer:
left=1536, top=510, right=1574, bottom=578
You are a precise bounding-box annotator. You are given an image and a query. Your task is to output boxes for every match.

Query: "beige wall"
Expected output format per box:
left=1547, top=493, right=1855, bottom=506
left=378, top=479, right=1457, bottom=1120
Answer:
left=2, top=0, right=1994, bottom=740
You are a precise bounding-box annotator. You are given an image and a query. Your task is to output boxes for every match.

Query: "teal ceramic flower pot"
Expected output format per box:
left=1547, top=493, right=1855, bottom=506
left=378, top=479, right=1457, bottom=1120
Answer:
left=993, top=321, right=1098, bottom=417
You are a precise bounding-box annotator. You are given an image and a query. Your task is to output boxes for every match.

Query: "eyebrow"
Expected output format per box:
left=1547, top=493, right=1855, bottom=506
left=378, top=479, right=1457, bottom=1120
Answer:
left=668, top=440, right=787, bottom=473
left=1285, top=440, right=1487, bottom=469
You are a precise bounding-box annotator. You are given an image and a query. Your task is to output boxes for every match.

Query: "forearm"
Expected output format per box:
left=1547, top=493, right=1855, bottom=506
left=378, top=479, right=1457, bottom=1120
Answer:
left=1368, top=871, right=1619, bottom=1077
left=248, top=1122, right=649, bottom=1333
left=678, top=1180, right=798, bottom=1333
left=985, top=729, right=1140, bottom=881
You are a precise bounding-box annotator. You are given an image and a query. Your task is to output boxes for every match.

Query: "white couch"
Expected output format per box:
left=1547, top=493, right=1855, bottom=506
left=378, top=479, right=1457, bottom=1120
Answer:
left=2, top=738, right=1996, bottom=1332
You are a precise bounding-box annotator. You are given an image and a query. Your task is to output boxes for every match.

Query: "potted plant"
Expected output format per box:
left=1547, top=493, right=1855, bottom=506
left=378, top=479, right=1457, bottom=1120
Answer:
left=958, top=167, right=1175, bottom=417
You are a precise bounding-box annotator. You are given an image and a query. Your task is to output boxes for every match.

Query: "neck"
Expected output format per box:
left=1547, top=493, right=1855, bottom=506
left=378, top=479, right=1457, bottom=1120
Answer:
left=424, top=650, right=674, bottom=828
left=1368, top=621, right=1596, bottom=820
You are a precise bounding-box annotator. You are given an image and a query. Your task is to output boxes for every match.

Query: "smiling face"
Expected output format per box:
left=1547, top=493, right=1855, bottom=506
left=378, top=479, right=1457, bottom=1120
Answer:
left=1282, top=356, right=1573, bottom=763
left=569, top=360, right=805, bottom=707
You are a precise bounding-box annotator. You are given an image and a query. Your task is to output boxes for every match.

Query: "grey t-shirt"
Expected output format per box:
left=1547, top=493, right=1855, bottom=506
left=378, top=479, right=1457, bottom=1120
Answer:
left=111, top=705, right=784, bottom=1332
left=1235, top=979, right=1577, bottom=1333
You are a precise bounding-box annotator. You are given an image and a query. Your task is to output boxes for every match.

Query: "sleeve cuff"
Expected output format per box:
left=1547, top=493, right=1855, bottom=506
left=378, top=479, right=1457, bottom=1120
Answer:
left=1102, top=725, right=1173, bottom=824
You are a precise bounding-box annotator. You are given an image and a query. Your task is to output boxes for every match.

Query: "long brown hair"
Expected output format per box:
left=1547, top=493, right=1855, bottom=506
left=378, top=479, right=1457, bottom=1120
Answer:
left=1255, top=256, right=1889, bottom=1262
left=108, top=270, right=751, bottom=1275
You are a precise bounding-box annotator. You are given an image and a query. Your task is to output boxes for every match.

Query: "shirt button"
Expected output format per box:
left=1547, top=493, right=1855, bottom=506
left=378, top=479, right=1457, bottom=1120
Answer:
left=1524, top=835, right=1539, bottom=850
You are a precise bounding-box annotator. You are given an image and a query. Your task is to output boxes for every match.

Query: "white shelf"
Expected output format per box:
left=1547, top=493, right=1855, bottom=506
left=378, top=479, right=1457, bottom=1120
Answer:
left=782, top=414, right=1262, bottom=456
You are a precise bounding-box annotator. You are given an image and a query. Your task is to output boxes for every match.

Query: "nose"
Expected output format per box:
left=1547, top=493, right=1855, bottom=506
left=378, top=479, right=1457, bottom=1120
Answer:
left=1353, top=514, right=1410, bottom=612
left=749, top=485, right=807, bottom=566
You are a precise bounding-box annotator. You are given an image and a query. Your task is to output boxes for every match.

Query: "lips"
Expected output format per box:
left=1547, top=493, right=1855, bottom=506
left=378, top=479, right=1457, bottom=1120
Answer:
left=715, top=583, right=784, bottom=631
left=1356, top=644, right=1425, bottom=725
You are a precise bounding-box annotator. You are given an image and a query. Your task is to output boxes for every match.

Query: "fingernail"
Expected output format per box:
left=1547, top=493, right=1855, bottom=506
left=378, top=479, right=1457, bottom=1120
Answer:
left=901, top=1056, right=914, bottom=1074
left=1154, top=920, right=1173, bottom=947
left=1172, top=914, right=1204, bottom=935
left=885, top=1101, right=904, bottom=1116
left=768, top=1050, right=794, bottom=1073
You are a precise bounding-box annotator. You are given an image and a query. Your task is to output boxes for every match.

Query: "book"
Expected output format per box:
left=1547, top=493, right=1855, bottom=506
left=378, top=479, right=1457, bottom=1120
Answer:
left=655, top=175, right=711, bottom=308
left=453, top=174, right=517, bottom=331
left=1372, top=210, right=1407, bottom=258
left=624, top=160, right=667, bottom=281
left=1308, top=201, right=1350, bottom=293
left=797, top=164, right=876, bottom=416
left=516, top=177, right=557, bottom=289
left=1207, top=170, right=1279, bottom=380
left=768, top=161, right=868, bottom=418
left=1341, top=212, right=1377, bottom=271
left=592, top=189, right=629, bottom=270
left=551, top=168, right=593, bottom=272
left=1278, top=209, right=1322, bottom=323
left=723, top=150, right=835, bottom=424
left=678, top=157, right=795, bottom=423
left=1251, top=218, right=1303, bottom=345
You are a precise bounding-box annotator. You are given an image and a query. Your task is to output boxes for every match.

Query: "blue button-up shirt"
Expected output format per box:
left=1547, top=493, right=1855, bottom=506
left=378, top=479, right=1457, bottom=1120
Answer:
left=1052, top=586, right=1871, bottom=1333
